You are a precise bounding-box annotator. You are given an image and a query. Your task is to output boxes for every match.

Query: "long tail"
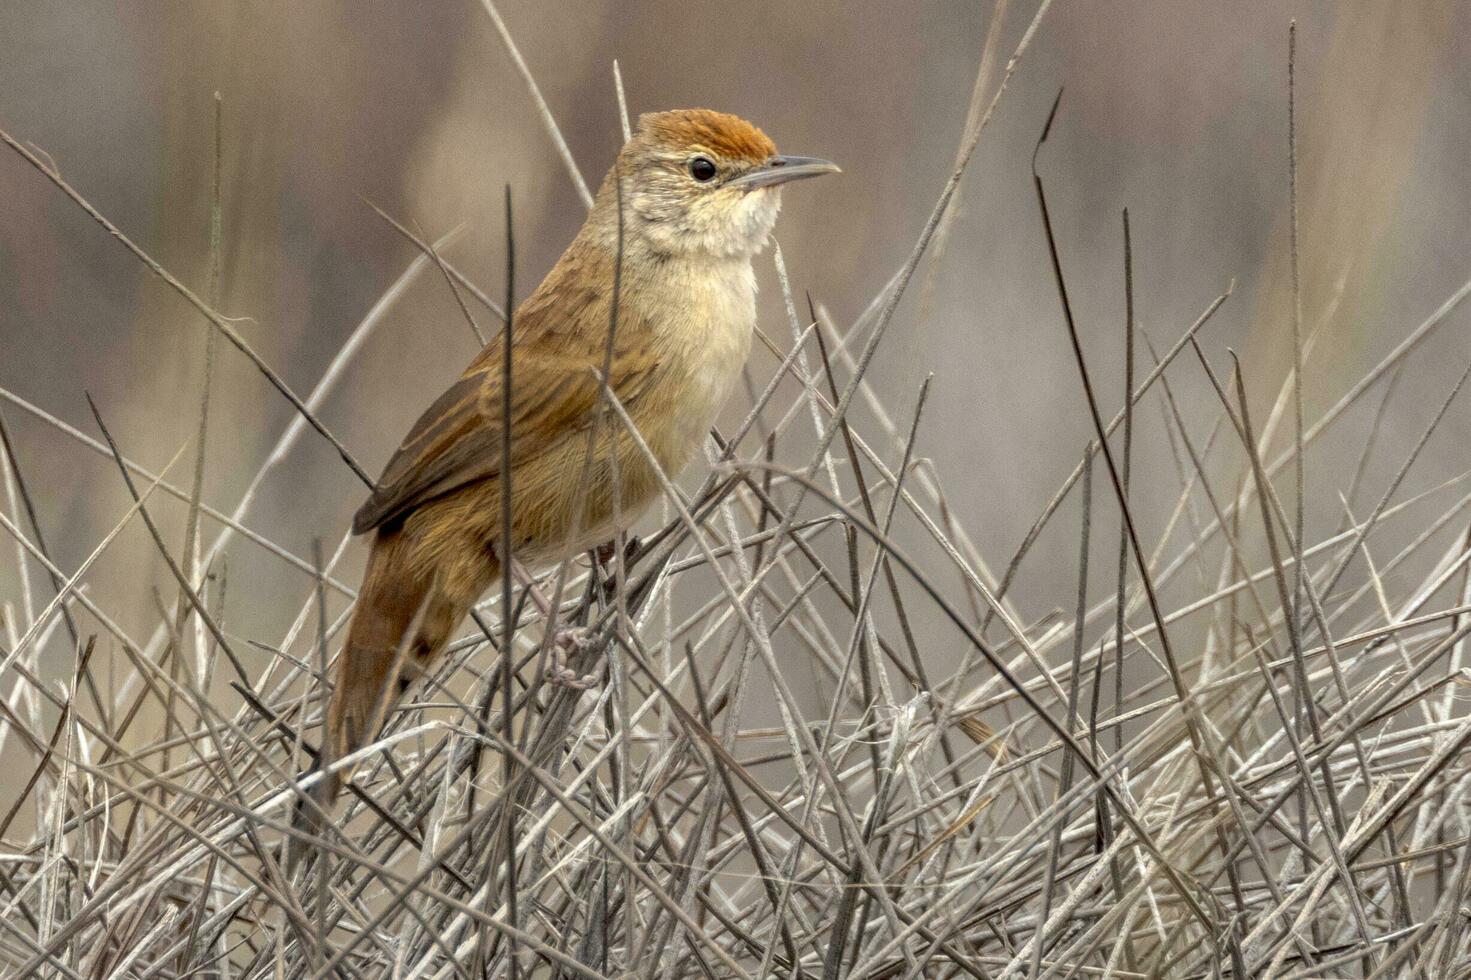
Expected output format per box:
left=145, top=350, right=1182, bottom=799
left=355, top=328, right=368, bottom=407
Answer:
left=288, top=527, right=491, bottom=869
left=318, top=528, right=485, bottom=805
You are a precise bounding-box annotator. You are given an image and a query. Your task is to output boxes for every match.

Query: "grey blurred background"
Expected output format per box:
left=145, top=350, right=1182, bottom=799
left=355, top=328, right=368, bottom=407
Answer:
left=1, top=2, right=1468, bottom=689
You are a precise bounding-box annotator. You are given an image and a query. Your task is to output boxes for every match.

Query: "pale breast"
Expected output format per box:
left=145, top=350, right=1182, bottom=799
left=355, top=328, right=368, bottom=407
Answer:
left=511, top=253, right=757, bottom=563
left=653, top=255, right=757, bottom=456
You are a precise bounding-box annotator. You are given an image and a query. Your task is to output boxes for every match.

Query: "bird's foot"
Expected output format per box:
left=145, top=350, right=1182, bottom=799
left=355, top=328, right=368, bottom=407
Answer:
left=553, top=625, right=593, bottom=652
left=545, top=628, right=598, bottom=689
left=546, top=663, right=599, bottom=689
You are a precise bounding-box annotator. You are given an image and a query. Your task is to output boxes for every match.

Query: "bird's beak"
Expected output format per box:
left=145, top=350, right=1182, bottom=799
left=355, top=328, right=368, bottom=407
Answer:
left=726, top=155, right=841, bottom=190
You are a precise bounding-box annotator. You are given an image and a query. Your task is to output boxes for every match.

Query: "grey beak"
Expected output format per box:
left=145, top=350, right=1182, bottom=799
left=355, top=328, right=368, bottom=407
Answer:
left=726, top=155, right=841, bottom=190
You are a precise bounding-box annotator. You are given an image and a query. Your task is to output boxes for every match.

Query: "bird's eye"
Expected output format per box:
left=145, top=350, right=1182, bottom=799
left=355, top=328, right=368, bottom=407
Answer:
left=688, top=156, right=718, bottom=182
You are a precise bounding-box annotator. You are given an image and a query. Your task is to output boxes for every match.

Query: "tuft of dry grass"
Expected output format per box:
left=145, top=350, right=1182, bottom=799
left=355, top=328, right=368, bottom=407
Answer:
left=5, top=6, right=1471, bottom=978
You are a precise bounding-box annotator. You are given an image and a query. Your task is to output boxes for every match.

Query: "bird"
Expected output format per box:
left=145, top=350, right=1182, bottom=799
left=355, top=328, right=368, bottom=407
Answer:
left=319, top=108, right=838, bottom=801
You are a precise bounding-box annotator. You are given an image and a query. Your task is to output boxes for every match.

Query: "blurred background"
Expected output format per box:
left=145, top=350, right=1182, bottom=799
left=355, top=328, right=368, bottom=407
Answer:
left=1, top=1, right=1468, bottom=699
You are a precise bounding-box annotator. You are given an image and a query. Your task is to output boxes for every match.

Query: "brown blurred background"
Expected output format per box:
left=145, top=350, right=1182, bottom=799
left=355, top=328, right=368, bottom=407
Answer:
left=1, top=2, right=1468, bottom=689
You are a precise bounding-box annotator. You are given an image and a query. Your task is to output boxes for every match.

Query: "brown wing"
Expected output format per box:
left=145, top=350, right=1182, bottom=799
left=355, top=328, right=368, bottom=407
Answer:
left=353, top=251, right=656, bottom=534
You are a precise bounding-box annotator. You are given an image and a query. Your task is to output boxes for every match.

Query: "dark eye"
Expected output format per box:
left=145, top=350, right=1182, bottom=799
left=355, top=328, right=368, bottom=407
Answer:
left=688, top=156, right=718, bottom=182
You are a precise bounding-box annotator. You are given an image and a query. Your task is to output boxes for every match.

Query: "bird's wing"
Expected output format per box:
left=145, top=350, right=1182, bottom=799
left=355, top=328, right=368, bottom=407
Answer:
left=352, top=288, right=657, bottom=535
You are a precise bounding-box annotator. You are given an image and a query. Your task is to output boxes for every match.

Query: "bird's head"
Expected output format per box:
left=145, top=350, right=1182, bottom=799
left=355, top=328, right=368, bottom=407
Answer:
left=600, top=108, right=839, bottom=259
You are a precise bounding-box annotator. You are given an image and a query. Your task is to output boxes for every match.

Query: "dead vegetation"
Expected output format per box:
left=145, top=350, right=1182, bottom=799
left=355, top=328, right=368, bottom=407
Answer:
left=4, top=5, right=1471, bottom=978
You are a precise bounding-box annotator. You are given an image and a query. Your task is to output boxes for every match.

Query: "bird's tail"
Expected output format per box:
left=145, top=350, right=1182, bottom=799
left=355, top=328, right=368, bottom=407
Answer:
left=319, top=528, right=484, bottom=805
left=287, top=527, right=490, bottom=870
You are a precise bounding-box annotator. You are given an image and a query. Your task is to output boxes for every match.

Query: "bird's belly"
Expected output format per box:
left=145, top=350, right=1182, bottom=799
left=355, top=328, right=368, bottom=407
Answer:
left=509, top=347, right=748, bottom=564
left=507, top=428, right=679, bottom=564
left=505, top=259, right=755, bottom=564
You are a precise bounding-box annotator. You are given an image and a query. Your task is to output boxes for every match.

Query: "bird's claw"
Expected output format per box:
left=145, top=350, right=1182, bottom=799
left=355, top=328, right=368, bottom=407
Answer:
left=545, top=627, right=598, bottom=689
left=553, top=626, right=593, bottom=653
left=545, top=662, right=599, bottom=690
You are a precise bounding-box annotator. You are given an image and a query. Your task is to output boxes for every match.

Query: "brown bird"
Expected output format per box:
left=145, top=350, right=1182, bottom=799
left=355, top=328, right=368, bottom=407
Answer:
left=321, top=108, right=837, bottom=797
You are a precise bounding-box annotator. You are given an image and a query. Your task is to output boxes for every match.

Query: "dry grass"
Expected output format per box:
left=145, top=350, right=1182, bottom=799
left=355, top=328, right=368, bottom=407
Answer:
left=5, top=5, right=1471, bottom=978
